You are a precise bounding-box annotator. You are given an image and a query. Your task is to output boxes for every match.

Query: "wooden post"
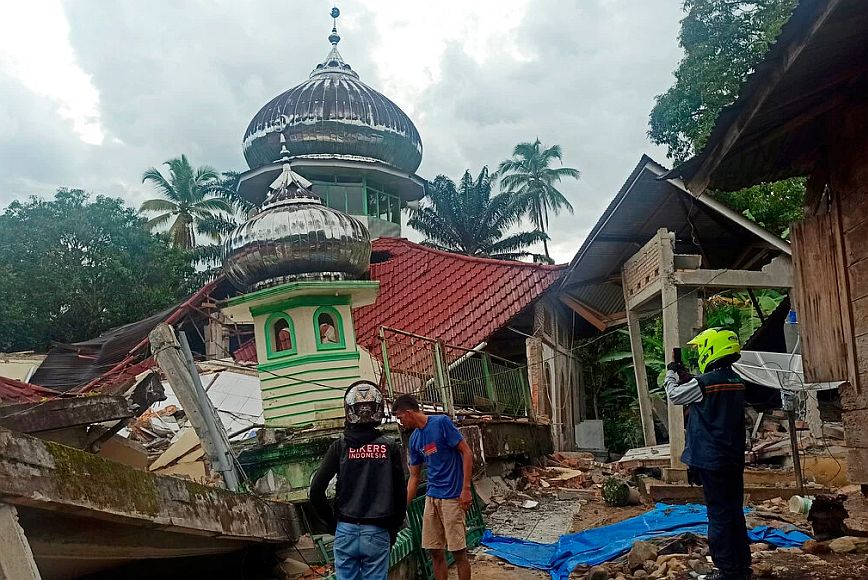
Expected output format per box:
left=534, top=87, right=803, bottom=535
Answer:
left=149, top=324, right=241, bottom=490
left=433, top=341, right=455, bottom=418
left=625, top=309, right=657, bottom=446
left=660, top=232, right=686, bottom=468
left=0, top=504, right=41, bottom=580
left=787, top=411, right=805, bottom=495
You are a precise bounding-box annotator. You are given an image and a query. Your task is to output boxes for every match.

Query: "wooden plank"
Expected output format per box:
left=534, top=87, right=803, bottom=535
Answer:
left=845, top=219, right=868, bottom=266
left=558, top=295, right=607, bottom=332
left=0, top=395, right=132, bottom=434
left=791, top=214, right=850, bottom=383
left=849, top=259, right=868, bottom=302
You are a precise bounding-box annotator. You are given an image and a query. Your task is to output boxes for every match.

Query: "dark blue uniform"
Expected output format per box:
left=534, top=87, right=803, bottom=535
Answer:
left=666, top=365, right=752, bottom=579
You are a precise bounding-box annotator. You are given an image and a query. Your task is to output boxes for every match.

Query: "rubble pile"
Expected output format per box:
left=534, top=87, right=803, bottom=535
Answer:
left=749, top=410, right=845, bottom=464
left=127, top=404, right=184, bottom=459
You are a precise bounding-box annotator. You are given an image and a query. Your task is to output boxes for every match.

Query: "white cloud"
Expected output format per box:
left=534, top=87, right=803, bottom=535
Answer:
left=0, top=0, right=684, bottom=264
left=0, top=0, right=104, bottom=145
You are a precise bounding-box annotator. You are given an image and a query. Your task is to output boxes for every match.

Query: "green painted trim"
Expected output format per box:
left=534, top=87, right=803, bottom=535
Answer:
left=259, top=366, right=359, bottom=382
left=257, top=350, right=360, bottom=373
left=260, top=375, right=362, bottom=392
left=250, top=294, right=352, bottom=318
left=226, top=281, right=379, bottom=309
left=314, top=305, right=346, bottom=351
left=264, top=395, right=345, bottom=412
left=264, top=312, right=298, bottom=360
left=267, top=404, right=344, bottom=421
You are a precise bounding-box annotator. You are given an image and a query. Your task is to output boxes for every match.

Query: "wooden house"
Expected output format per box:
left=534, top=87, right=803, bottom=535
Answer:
left=669, top=0, right=868, bottom=529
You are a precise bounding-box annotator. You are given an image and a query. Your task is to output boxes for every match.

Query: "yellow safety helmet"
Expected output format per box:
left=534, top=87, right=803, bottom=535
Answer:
left=687, top=328, right=741, bottom=373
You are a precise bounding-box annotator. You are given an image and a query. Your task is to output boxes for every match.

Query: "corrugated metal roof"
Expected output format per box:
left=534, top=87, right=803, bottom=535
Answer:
left=559, top=156, right=790, bottom=317
left=669, top=0, right=868, bottom=192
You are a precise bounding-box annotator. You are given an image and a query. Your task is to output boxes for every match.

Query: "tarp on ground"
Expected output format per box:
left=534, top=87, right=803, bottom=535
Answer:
left=481, top=503, right=810, bottom=580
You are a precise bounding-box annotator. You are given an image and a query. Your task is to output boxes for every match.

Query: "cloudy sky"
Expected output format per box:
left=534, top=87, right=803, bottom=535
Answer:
left=0, top=0, right=684, bottom=264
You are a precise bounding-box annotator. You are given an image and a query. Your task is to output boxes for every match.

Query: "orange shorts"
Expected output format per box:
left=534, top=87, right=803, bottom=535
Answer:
left=421, top=496, right=467, bottom=551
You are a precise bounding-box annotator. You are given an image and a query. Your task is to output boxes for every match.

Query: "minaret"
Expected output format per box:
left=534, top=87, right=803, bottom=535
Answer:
left=237, top=6, right=425, bottom=238
left=222, top=133, right=379, bottom=430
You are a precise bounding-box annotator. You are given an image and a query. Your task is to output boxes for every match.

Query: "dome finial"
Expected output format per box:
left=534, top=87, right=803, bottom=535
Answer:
left=329, top=6, right=341, bottom=46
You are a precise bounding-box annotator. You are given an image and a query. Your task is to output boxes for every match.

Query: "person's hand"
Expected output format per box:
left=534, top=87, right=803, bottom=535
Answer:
left=667, top=361, right=683, bottom=372
left=459, top=488, right=472, bottom=511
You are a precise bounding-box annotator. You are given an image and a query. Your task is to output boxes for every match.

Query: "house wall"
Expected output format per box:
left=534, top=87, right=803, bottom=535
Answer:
left=530, top=299, right=583, bottom=451
left=824, top=99, right=868, bottom=486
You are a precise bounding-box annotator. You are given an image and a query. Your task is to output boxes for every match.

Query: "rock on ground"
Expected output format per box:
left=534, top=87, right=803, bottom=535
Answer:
left=627, top=541, right=659, bottom=571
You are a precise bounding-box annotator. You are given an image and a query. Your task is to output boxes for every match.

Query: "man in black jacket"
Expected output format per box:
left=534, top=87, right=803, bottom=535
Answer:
left=310, top=381, right=406, bottom=580
left=664, top=329, right=751, bottom=580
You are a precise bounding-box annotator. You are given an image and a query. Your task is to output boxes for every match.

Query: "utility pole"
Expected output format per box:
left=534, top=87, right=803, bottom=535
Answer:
left=149, top=323, right=241, bottom=491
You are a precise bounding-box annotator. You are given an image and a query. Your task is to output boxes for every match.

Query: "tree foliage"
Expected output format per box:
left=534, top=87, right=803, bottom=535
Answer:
left=408, top=167, right=550, bottom=262
left=648, top=0, right=802, bottom=238
left=649, top=0, right=797, bottom=162
left=0, top=189, right=193, bottom=352
left=497, top=139, right=580, bottom=260
left=140, top=155, right=233, bottom=249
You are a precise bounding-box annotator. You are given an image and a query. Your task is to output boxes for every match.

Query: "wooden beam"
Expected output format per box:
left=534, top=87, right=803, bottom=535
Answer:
left=0, top=396, right=132, bottom=434
left=558, top=295, right=608, bottom=332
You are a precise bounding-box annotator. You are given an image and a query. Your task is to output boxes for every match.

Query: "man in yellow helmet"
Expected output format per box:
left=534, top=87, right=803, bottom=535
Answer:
left=664, top=329, right=751, bottom=580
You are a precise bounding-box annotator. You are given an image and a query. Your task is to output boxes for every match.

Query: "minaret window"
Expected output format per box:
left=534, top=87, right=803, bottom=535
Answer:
left=314, top=306, right=345, bottom=350
left=265, top=313, right=297, bottom=359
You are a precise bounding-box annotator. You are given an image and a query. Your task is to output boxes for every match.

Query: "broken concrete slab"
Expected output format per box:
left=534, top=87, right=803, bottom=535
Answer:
left=0, top=427, right=297, bottom=541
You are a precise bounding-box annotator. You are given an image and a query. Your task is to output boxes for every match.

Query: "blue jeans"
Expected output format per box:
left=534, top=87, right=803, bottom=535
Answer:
left=333, top=522, right=390, bottom=580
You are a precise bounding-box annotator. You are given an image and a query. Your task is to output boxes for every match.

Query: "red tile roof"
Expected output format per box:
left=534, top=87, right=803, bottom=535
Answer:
left=354, top=238, right=564, bottom=355
left=230, top=238, right=564, bottom=366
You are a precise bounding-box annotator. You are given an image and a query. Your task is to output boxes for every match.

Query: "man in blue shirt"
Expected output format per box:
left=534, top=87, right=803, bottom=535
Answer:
left=392, top=394, right=474, bottom=580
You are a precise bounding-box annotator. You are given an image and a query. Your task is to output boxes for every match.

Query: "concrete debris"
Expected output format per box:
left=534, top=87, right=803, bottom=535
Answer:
left=521, top=500, right=539, bottom=509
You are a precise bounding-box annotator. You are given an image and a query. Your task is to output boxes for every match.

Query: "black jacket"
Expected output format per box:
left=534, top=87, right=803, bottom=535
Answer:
left=683, top=365, right=746, bottom=470
left=309, top=425, right=407, bottom=541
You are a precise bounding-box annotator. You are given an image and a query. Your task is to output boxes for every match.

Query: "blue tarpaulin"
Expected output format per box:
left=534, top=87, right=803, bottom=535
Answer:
left=481, top=503, right=811, bottom=580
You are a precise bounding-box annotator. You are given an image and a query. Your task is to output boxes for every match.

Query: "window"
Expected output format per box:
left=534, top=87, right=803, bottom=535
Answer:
left=314, top=306, right=345, bottom=350
left=265, top=313, right=297, bottom=359
left=365, top=182, right=401, bottom=225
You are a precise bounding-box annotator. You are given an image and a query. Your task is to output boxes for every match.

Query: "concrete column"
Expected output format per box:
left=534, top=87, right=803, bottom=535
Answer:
left=625, top=310, right=656, bottom=446
left=0, top=503, right=41, bottom=580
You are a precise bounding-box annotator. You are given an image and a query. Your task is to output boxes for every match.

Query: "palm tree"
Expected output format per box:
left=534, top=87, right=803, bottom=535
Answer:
left=408, top=167, right=550, bottom=262
left=497, top=139, right=581, bottom=260
left=140, top=155, right=233, bottom=249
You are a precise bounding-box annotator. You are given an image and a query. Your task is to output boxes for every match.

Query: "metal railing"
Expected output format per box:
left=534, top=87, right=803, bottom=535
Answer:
left=379, top=326, right=532, bottom=418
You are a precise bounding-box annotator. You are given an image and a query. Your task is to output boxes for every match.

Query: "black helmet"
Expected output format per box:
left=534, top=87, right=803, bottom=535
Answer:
left=344, top=381, right=385, bottom=425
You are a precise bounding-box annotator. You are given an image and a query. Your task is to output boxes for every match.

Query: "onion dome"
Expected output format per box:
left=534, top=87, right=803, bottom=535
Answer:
left=224, top=139, right=371, bottom=291
left=241, top=11, right=422, bottom=173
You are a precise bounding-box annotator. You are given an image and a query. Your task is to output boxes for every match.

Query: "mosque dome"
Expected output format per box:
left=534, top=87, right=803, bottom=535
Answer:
left=223, top=155, right=371, bottom=291
left=242, top=18, right=423, bottom=174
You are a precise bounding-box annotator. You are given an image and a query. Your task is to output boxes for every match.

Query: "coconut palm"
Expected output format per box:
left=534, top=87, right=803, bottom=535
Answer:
left=497, top=139, right=581, bottom=260
left=139, top=155, right=233, bottom=249
left=408, top=167, right=550, bottom=262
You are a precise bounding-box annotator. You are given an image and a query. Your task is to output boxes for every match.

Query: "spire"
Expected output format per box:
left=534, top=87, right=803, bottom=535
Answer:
left=329, top=6, right=341, bottom=46
left=310, top=5, right=359, bottom=79
left=263, top=135, right=319, bottom=206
